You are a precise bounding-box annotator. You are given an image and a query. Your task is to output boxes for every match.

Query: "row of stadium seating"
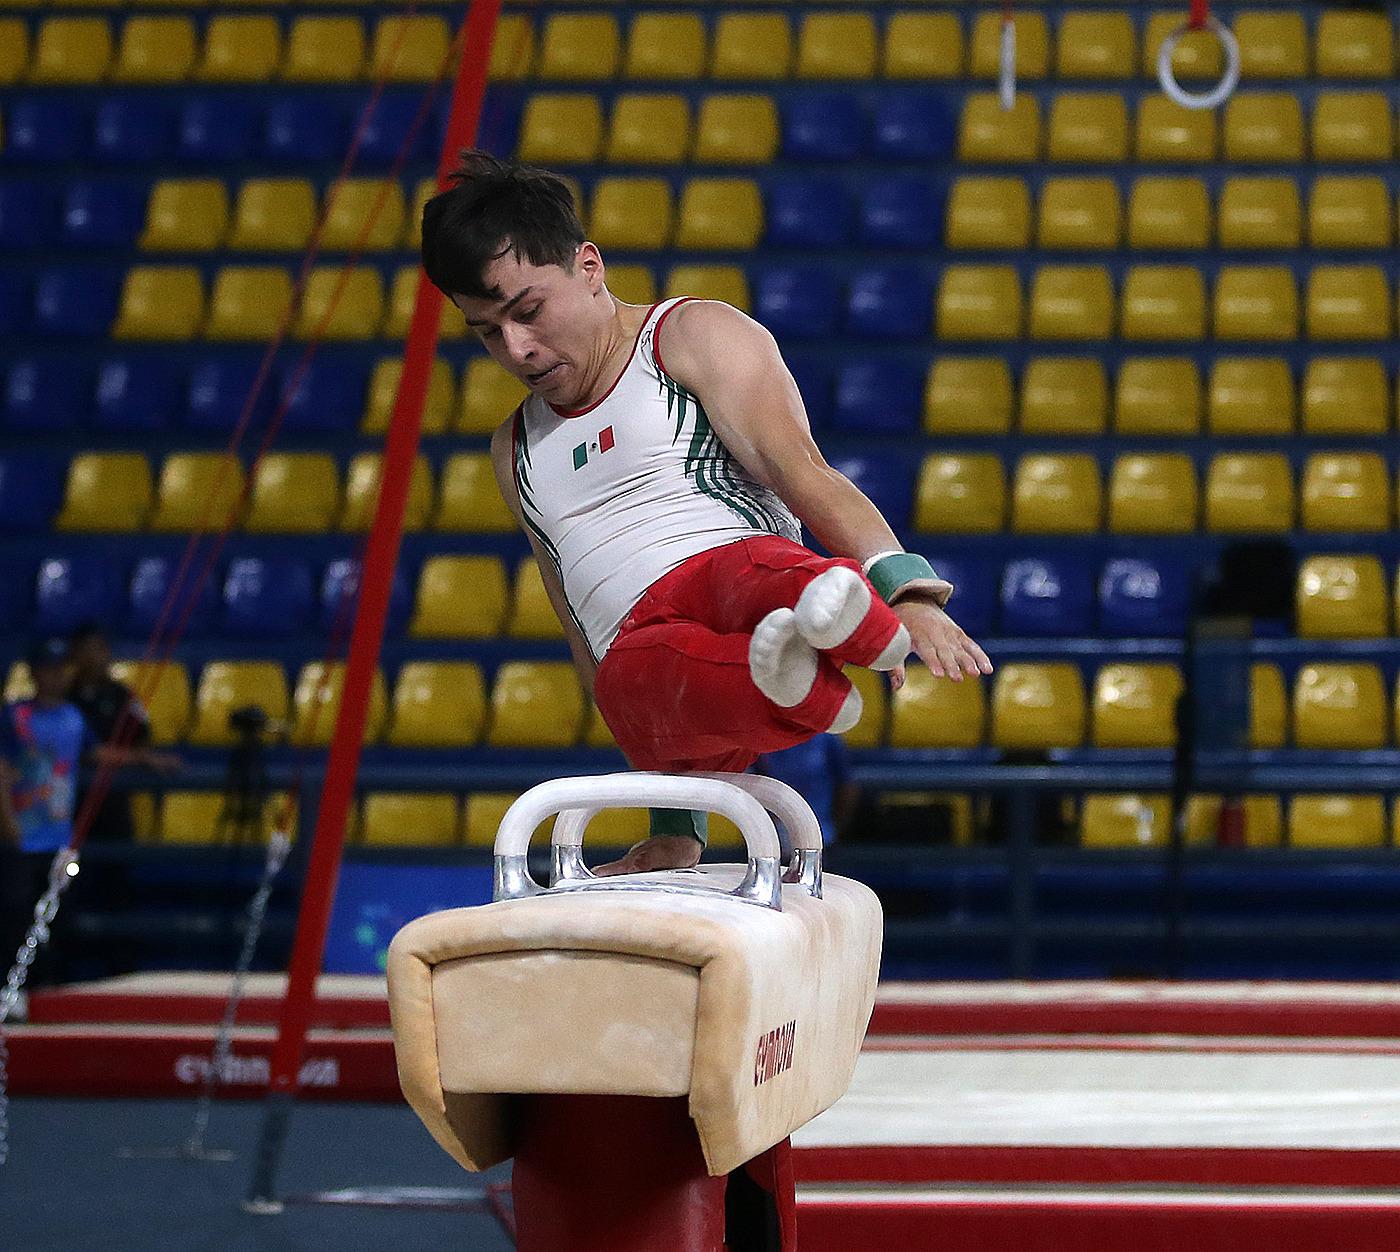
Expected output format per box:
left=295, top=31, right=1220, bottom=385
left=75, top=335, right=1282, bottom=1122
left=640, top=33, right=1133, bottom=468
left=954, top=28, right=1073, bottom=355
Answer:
left=4, top=10, right=1394, bottom=87
left=9, top=654, right=1400, bottom=753
left=11, top=550, right=1400, bottom=644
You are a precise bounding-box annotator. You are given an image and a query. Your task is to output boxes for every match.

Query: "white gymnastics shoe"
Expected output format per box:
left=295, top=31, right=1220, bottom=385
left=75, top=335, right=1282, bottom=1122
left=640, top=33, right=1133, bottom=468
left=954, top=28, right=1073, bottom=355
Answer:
left=749, top=608, right=818, bottom=707
left=825, top=684, right=863, bottom=734
left=795, top=567, right=910, bottom=671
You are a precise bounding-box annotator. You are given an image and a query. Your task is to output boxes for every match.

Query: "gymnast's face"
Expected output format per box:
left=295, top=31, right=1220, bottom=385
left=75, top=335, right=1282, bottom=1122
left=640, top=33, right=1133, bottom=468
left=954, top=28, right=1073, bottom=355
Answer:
left=453, top=243, right=610, bottom=408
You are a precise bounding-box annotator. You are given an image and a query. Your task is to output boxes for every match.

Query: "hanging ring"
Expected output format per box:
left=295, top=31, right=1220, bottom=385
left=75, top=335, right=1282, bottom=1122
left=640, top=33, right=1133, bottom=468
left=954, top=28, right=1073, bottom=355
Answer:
left=1157, top=16, right=1240, bottom=112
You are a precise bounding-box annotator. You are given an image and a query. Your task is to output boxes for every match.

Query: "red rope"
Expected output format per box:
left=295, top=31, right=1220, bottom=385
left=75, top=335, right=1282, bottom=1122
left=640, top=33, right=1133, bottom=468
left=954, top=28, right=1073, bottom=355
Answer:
left=1189, top=0, right=1210, bottom=31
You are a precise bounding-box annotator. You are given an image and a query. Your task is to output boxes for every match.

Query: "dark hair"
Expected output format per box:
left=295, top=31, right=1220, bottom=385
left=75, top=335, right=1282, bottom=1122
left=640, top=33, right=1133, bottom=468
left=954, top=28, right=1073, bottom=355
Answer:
left=421, top=150, right=585, bottom=302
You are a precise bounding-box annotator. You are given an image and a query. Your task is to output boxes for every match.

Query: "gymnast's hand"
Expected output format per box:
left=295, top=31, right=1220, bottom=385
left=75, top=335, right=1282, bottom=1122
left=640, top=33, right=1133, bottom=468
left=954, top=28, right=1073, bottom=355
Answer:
left=889, top=598, right=993, bottom=687
left=592, top=835, right=703, bottom=877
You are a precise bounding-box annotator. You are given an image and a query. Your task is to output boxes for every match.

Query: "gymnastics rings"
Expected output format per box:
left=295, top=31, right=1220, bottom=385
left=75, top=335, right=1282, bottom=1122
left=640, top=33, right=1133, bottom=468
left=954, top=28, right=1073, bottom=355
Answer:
left=1157, top=16, right=1240, bottom=112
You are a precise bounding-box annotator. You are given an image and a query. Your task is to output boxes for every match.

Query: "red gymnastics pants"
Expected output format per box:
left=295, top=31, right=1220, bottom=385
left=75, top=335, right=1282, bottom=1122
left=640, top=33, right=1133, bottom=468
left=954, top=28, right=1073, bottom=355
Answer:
left=593, top=535, right=904, bottom=774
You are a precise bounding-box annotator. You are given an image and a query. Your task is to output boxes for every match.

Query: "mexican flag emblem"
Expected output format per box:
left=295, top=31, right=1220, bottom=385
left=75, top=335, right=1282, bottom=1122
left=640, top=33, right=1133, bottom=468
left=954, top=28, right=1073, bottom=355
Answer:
left=572, top=425, right=615, bottom=470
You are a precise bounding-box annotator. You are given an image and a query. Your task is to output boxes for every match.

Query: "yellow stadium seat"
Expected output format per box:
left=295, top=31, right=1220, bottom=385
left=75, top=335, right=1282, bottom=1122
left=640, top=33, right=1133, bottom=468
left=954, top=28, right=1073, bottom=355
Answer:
left=1214, top=266, right=1298, bottom=341
left=694, top=95, right=778, bottom=166
left=583, top=701, right=617, bottom=751
left=434, top=451, right=513, bottom=533
left=487, top=13, right=532, bottom=82
left=113, top=16, right=195, bottom=82
left=159, top=793, right=222, bottom=846
left=112, top=267, right=205, bottom=341
left=228, top=180, right=315, bottom=252
left=1234, top=11, right=1308, bottom=79
left=465, top=794, right=555, bottom=849
left=109, top=661, right=192, bottom=746
left=290, top=662, right=387, bottom=747
left=889, top=668, right=985, bottom=749
left=281, top=16, right=363, bottom=82
left=1019, top=358, right=1108, bottom=435
left=883, top=12, right=963, bottom=80
left=401, top=177, right=436, bottom=252
left=1135, top=95, right=1217, bottom=163
left=1185, top=794, right=1283, bottom=849
left=1315, top=11, right=1394, bottom=79
left=1308, top=176, right=1392, bottom=250
left=1107, top=454, right=1199, bottom=534
left=1251, top=662, right=1286, bottom=749
left=841, top=666, right=887, bottom=750
left=1207, top=357, right=1295, bottom=436
left=607, top=265, right=657, bottom=307
left=958, top=94, right=1041, bottom=164
left=712, top=13, right=791, bottom=80
left=385, top=266, right=463, bottom=343
left=1312, top=92, right=1392, bottom=162
left=1081, top=794, right=1173, bottom=849
left=320, top=179, right=405, bottom=252
left=1047, top=94, right=1128, bottom=164
left=363, top=357, right=452, bottom=437
left=936, top=265, right=1023, bottom=341
left=1293, top=663, right=1387, bottom=749
left=991, top=662, right=1086, bottom=751
left=410, top=555, right=508, bottom=639
left=1224, top=92, right=1304, bottom=162
left=915, top=454, right=1006, bottom=533
left=509, top=558, right=565, bottom=640
left=1125, top=176, right=1209, bottom=251
left=370, top=15, right=450, bottom=82
left=924, top=358, right=1013, bottom=436
left=1289, top=794, right=1386, bottom=851
left=3, top=663, right=35, bottom=705
left=1297, top=555, right=1388, bottom=640
left=1301, top=452, right=1390, bottom=532
left=1093, top=663, right=1183, bottom=749
left=197, top=15, right=279, bottom=83
left=1218, top=177, right=1301, bottom=250
left=589, top=177, right=673, bottom=250
left=1307, top=266, right=1392, bottom=342
left=625, top=13, right=706, bottom=80
left=798, top=12, right=877, bottom=80
left=1029, top=265, right=1114, bottom=341
left=1056, top=11, right=1135, bottom=80
left=339, top=452, right=433, bottom=533
left=488, top=661, right=584, bottom=748
left=140, top=180, right=228, bottom=252
left=675, top=179, right=762, bottom=251
left=664, top=266, right=749, bottom=311
left=607, top=94, right=690, bottom=165
left=245, top=453, right=338, bottom=534
left=539, top=14, right=619, bottom=81
left=946, top=177, right=1031, bottom=251
left=360, top=794, right=459, bottom=848
left=29, top=18, right=111, bottom=83
left=1011, top=453, right=1102, bottom=534
left=0, top=21, right=29, bottom=86
left=1302, top=358, right=1389, bottom=435
left=1205, top=453, right=1295, bottom=533
left=1144, top=12, right=1223, bottom=80
left=1119, top=266, right=1207, bottom=341
left=457, top=357, right=527, bottom=435
left=205, top=267, right=294, bottom=340
left=970, top=10, right=1048, bottom=80
left=1037, top=178, right=1121, bottom=251
left=294, top=266, right=382, bottom=341
left=56, top=453, right=152, bottom=533
left=1115, top=358, right=1200, bottom=436
left=388, top=662, right=486, bottom=749
left=517, top=94, right=604, bottom=165
left=189, top=661, right=288, bottom=748
left=150, top=453, right=244, bottom=532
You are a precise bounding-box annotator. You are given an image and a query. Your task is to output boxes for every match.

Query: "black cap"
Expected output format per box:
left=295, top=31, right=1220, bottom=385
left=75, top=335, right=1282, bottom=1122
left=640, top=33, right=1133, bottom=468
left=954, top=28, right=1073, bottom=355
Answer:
left=27, top=637, right=70, bottom=670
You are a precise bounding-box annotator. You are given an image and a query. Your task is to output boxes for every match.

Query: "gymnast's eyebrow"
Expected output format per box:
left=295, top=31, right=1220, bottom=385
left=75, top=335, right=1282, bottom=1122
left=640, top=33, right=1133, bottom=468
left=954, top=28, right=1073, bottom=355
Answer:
left=464, top=286, right=536, bottom=328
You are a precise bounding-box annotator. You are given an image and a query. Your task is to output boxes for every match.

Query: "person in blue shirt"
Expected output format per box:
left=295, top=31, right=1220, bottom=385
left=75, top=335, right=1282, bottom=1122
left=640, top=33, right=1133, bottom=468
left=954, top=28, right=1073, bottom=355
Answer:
left=752, top=733, right=859, bottom=847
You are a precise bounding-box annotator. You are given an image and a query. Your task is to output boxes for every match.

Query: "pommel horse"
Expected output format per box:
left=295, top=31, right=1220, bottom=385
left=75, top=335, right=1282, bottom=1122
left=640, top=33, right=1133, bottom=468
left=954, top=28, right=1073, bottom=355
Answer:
left=387, top=772, right=883, bottom=1250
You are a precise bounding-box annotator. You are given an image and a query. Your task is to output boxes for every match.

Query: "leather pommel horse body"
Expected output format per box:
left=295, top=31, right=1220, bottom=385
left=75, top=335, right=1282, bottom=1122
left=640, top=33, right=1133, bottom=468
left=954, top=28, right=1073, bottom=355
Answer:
left=387, top=773, right=883, bottom=1250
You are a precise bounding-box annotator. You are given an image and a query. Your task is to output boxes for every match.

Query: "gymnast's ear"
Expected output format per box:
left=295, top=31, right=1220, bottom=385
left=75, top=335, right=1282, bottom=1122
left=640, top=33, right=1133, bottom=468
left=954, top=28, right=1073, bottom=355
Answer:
left=576, top=242, right=605, bottom=294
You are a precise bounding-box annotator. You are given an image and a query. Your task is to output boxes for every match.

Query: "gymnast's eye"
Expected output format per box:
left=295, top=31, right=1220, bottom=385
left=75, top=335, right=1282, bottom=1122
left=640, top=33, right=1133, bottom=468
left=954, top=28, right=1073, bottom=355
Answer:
left=517, top=304, right=542, bottom=323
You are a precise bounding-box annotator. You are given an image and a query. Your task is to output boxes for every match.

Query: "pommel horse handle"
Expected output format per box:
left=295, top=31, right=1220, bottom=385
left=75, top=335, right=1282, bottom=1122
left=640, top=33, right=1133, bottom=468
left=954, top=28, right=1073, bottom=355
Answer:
left=494, top=773, right=806, bottom=911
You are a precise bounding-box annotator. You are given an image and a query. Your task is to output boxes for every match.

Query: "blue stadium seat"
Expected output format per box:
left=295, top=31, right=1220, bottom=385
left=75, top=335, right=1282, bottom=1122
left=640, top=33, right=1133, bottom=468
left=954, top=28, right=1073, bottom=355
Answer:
left=4, top=359, right=88, bottom=432
left=755, top=265, right=841, bottom=340
left=94, top=96, right=174, bottom=164
left=0, top=557, right=33, bottom=634
left=1098, top=557, right=1190, bottom=638
left=765, top=176, right=854, bottom=249
left=221, top=557, right=315, bottom=639
left=0, top=181, right=58, bottom=249
left=846, top=267, right=931, bottom=339
left=60, top=178, right=145, bottom=250
left=860, top=176, right=943, bottom=248
left=126, top=555, right=219, bottom=638
left=833, top=357, right=922, bottom=435
left=0, top=272, right=28, bottom=337
left=177, top=97, right=259, bottom=163
left=999, top=556, right=1094, bottom=637
left=281, top=356, right=370, bottom=434
left=361, top=92, right=432, bottom=167
left=871, top=92, right=956, bottom=162
left=785, top=354, right=832, bottom=428
left=476, top=93, right=522, bottom=163
left=5, top=98, right=87, bottom=164
left=781, top=92, right=865, bottom=163
left=829, top=452, right=915, bottom=533
left=94, top=357, right=181, bottom=432
left=35, top=556, right=122, bottom=637
left=918, top=555, right=994, bottom=637
left=319, top=557, right=412, bottom=636
left=186, top=357, right=275, bottom=432
left=264, top=96, right=348, bottom=163
left=33, top=266, right=119, bottom=339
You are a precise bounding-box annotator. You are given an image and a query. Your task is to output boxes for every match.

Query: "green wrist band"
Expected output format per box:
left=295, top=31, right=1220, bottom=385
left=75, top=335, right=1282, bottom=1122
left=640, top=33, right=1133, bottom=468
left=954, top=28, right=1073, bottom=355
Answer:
left=866, top=552, right=952, bottom=607
left=649, top=807, right=708, bottom=847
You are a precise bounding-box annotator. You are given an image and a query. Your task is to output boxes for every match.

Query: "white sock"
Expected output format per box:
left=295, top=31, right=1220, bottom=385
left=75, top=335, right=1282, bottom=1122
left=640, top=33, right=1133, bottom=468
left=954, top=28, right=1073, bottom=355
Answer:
left=749, top=608, right=818, bottom=707
left=794, top=567, right=871, bottom=650
left=826, top=684, right=863, bottom=734
left=869, top=623, right=911, bottom=672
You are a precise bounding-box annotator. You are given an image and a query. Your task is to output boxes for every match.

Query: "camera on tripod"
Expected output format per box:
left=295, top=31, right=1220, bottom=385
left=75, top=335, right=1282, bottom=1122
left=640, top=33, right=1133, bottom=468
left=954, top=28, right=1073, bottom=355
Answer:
left=219, top=705, right=285, bottom=844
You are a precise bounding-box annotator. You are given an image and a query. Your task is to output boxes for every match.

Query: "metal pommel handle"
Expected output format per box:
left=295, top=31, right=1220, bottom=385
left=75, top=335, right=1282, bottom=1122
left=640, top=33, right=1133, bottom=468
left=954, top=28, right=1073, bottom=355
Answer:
left=495, top=773, right=784, bottom=910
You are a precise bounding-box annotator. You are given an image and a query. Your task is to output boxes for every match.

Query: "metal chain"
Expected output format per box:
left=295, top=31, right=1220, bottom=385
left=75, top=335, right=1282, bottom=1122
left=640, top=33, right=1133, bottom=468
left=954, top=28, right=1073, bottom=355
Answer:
left=0, top=847, right=81, bottom=1166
